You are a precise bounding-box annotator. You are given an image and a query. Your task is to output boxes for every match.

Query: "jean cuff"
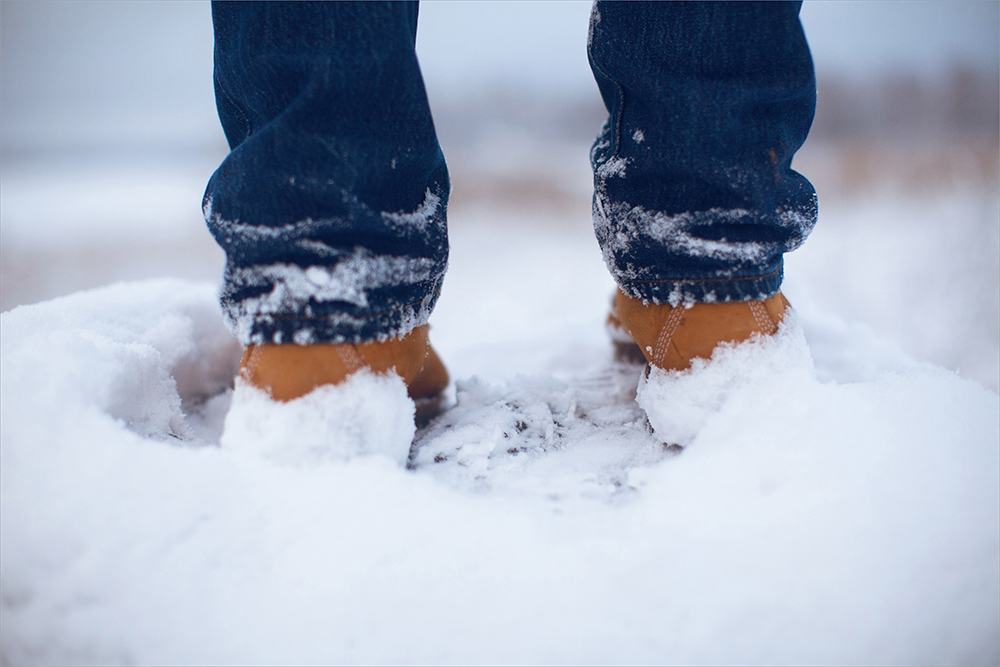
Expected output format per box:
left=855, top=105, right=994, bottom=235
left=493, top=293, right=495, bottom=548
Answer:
left=235, top=296, right=439, bottom=345
left=220, top=262, right=444, bottom=345
left=618, top=263, right=783, bottom=306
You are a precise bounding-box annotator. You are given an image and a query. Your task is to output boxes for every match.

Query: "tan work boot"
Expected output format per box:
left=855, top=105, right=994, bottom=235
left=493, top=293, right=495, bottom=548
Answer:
left=239, top=324, right=449, bottom=424
left=608, top=290, right=790, bottom=371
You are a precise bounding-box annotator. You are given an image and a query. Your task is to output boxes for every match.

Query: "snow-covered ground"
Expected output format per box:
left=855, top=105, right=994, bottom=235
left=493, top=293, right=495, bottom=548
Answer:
left=2, top=129, right=999, bottom=663
left=2, top=5, right=998, bottom=656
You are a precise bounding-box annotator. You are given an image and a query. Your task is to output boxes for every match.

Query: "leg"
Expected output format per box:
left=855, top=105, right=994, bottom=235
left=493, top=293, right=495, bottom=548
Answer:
left=590, top=1, right=817, bottom=369
left=205, top=0, right=448, bottom=346
left=204, top=1, right=449, bottom=403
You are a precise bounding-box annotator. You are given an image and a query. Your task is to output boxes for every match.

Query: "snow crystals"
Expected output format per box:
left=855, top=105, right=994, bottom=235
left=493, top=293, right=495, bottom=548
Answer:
left=380, top=188, right=443, bottom=233
left=224, top=250, right=436, bottom=344
left=1, top=278, right=997, bottom=664
left=223, top=372, right=415, bottom=467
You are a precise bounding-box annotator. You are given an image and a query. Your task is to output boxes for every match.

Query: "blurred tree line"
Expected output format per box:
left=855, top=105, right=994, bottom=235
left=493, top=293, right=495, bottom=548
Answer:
left=812, top=66, right=999, bottom=142
left=802, top=66, right=999, bottom=196
left=431, top=65, right=999, bottom=206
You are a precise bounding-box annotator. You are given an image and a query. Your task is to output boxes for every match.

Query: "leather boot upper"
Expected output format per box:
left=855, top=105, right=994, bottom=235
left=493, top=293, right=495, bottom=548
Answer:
left=610, top=290, right=790, bottom=372
left=239, top=324, right=449, bottom=402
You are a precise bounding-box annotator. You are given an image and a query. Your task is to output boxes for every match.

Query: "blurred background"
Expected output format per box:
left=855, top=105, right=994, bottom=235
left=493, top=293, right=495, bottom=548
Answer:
left=1, top=1, right=998, bottom=389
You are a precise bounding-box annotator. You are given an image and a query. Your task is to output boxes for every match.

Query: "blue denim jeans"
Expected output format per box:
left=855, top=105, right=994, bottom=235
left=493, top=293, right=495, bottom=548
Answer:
left=205, top=1, right=816, bottom=345
left=589, top=1, right=816, bottom=305
left=205, top=1, right=448, bottom=345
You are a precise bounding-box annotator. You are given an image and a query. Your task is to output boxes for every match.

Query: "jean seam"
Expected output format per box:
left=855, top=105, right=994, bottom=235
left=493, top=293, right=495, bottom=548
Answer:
left=588, top=9, right=625, bottom=153
left=621, top=264, right=783, bottom=286
left=215, top=77, right=252, bottom=145
left=610, top=78, right=625, bottom=151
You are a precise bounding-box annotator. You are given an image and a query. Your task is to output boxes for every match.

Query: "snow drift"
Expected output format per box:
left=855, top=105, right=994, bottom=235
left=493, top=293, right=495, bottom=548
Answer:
left=1, top=278, right=997, bottom=665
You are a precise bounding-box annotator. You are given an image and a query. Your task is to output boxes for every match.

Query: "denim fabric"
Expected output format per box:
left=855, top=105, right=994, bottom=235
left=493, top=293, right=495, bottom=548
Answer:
left=205, top=1, right=817, bottom=345
left=589, top=1, right=817, bottom=305
left=204, top=1, right=448, bottom=345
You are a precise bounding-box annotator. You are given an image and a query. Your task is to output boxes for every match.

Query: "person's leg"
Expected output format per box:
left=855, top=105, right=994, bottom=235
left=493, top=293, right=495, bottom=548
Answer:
left=204, top=1, right=449, bottom=403
left=205, top=0, right=448, bottom=347
left=589, top=1, right=817, bottom=369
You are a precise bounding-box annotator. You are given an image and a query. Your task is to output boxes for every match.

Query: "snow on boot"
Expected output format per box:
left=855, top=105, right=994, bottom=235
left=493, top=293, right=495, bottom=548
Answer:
left=239, top=323, right=448, bottom=422
left=221, top=324, right=449, bottom=465
left=609, top=289, right=801, bottom=448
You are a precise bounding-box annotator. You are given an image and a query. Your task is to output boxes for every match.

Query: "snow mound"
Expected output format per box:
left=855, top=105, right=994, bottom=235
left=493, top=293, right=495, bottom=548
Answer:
left=0, top=279, right=240, bottom=443
left=223, top=373, right=415, bottom=467
left=2, top=279, right=998, bottom=665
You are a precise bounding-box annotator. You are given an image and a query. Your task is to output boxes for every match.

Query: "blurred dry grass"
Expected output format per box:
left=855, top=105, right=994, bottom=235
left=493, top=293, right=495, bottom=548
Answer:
left=803, top=67, right=999, bottom=200
left=796, top=138, right=999, bottom=200
left=440, top=67, right=999, bottom=213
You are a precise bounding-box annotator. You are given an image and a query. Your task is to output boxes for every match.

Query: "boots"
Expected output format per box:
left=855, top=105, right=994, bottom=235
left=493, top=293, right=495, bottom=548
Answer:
left=608, top=290, right=790, bottom=371
left=235, top=289, right=787, bottom=429
left=239, top=324, right=449, bottom=422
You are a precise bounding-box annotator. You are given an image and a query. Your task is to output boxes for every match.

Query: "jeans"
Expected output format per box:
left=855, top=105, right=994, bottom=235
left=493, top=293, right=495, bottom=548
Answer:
left=205, top=1, right=816, bottom=345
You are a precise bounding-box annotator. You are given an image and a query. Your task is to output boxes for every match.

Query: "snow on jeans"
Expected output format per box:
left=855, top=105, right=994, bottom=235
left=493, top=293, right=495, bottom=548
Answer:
left=204, top=1, right=818, bottom=345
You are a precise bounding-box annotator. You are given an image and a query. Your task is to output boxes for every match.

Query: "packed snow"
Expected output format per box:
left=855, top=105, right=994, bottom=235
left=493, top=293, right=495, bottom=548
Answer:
left=224, top=373, right=416, bottom=468
left=2, top=132, right=997, bottom=664
left=2, top=209, right=998, bottom=663
left=3, top=2, right=997, bottom=661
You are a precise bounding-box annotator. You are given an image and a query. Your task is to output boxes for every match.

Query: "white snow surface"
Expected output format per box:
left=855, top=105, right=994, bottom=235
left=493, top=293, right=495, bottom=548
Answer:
left=223, top=374, right=415, bottom=468
left=2, top=256, right=998, bottom=664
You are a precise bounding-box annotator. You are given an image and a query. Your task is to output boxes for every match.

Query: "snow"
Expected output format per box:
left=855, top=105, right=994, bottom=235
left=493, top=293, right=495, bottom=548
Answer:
left=3, top=3, right=997, bottom=660
left=224, top=251, right=438, bottom=345
left=223, top=374, right=416, bottom=467
left=381, top=188, right=444, bottom=232
left=637, top=320, right=815, bottom=448
left=595, top=155, right=629, bottom=179
left=2, top=209, right=998, bottom=663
